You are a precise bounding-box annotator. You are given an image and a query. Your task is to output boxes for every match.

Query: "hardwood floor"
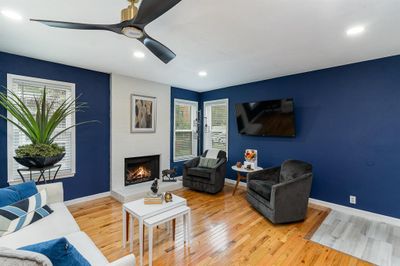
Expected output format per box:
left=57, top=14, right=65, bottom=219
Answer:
left=68, top=185, right=372, bottom=266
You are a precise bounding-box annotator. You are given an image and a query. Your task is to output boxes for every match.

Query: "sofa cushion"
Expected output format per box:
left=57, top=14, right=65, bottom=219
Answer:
left=19, top=237, right=90, bottom=266
left=0, top=203, right=80, bottom=249
left=0, top=190, right=53, bottom=237
left=198, top=157, right=218, bottom=168
left=9, top=181, right=38, bottom=200
left=280, top=160, right=312, bottom=182
left=65, top=232, right=109, bottom=265
left=248, top=180, right=276, bottom=201
left=0, top=247, right=52, bottom=266
left=187, top=167, right=213, bottom=179
left=0, top=188, right=20, bottom=208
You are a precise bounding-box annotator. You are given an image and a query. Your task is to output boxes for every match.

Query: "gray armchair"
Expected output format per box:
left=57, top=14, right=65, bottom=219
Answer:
left=183, top=150, right=227, bottom=194
left=246, top=160, right=313, bottom=224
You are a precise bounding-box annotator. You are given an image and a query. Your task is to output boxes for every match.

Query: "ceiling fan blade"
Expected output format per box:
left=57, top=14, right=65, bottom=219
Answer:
left=133, top=0, right=181, bottom=27
left=139, top=33, right=175, bottom=64
left=31, top=19, right=122, bottom=34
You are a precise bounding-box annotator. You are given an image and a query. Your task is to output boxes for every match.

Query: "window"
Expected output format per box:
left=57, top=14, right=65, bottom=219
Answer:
left=203, top=99, right=229, bottom=155
left=174, top=99, right=198, bottom=161
left=7, top=74, right=76, bottom=181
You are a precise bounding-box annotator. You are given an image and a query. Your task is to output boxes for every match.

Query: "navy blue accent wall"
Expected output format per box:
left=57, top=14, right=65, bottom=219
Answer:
left=199, top=55, right=400, bottom=218
left=0, top=52, right=110, bottom=200
left=170, top=87, right=200, bottom=176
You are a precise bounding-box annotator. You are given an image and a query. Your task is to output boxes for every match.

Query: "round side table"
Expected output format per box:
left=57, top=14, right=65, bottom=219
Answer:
left=231, top=165, right=263, bottom=195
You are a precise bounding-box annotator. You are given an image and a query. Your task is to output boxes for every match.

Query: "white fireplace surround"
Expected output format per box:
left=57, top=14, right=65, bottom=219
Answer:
left=110, top=74, right=182, bottom=202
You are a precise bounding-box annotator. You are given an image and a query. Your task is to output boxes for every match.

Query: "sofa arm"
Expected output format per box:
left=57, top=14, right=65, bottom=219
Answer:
left=108, top=254, right=135, bottom=266
left=247, top=166, right=280, bottom=182
left=183, top=157, right=200, bottom=169
left=37, top=182, right=64, bottom=204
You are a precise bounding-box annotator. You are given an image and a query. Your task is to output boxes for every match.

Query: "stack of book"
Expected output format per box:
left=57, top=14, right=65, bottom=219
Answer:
left=144, top=192, right=163, bottom=205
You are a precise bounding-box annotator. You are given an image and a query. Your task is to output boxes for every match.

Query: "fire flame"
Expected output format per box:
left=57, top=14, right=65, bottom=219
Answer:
left=127, top=166, right=151, bottom=180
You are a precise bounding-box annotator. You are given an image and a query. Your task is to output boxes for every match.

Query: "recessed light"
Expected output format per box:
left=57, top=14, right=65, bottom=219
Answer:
left=1, top=9, right=23, bottom=21
left=133, top=51, right=145, bottom=58
left=198, top=71, right=207, bottom=77
left=346, top=25, right=365, bottom=36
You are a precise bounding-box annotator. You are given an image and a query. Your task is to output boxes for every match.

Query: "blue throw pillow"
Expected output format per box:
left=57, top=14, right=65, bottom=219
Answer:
left=9, top=181, right=38, bottom=200
left=0, top=188, right=20, bottom=208
left=19, top=237, right=90, bottom=266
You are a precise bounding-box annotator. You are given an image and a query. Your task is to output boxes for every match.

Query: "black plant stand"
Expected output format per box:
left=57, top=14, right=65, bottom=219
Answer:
left=17, top=164, right=62, bottom=184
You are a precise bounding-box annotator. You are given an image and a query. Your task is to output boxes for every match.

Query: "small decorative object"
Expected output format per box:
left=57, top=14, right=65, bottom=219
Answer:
left=164, top=192, right=173, bottom=202
left=236, top=161, right=243, bottom=168
left=244, top=149, right=258, bottom=170
left=144, top=192, right=163, bottom=204
left=162, top=168, right=177, bottom=182
left=246, top=164, right=253, bottom=170
left=150, top=177, right=159, bottom=194
left=131, top=94, right=156, bottom=133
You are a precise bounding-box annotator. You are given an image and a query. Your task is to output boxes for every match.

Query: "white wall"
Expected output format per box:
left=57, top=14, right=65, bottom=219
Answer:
left=110, top=74, right=170, bottom=190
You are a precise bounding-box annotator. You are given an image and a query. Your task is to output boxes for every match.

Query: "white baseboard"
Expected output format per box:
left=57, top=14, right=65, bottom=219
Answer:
left=64, top=191, right=111, bottom=206
left=224, top=178, right=400, bottom=227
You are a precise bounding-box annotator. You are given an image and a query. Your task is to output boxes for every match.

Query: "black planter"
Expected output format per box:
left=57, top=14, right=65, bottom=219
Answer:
left=14, top=153, right=65, bottom=169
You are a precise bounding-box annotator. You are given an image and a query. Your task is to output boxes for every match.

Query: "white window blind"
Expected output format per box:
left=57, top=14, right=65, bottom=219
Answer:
left=204, top=99, right=228, bottom=155
left=7, top=74, right=76, bottom=181
left=174, top=99, right=198, bottom=161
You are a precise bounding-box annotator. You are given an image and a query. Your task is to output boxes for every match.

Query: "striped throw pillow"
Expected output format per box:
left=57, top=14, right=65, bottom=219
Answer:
left=198, top=157, right=219, bottom=168
left=0, top=189, right=53, bottom=237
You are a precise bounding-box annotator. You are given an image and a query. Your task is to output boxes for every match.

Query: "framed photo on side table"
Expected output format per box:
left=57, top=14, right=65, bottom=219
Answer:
left=131, top=94, right=156, bottom=133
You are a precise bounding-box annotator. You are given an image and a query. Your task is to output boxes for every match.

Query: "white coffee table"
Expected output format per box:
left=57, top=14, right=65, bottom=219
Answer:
left=122, top=194, right=187, bottom=266
left=231, top=165, right=263, bottom=195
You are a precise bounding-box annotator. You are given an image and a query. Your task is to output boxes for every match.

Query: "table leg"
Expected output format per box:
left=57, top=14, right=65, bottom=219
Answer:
left=126, top=211, right=129, bottom=242
left=188, top=210, right=192, bottom=247
left=122, top=209, right=126, bottom=248
left=148, top=226, right=153, bottom=266
left=172, top=218, right=176, bottom=241
left=139, top=219, right=143, bottom=266
left=183, top=214, right=187, bottom=243
left=129, top=215, right=133, bottom=252
left=232, top=172, right=243, bottom=195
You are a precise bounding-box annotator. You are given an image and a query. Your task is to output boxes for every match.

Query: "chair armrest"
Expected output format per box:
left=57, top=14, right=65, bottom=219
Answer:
left=37, top=182, right=64, bottom=204
left=108, top=254, right=135, bottom=266
left=247, top=166, right=280, bottom=182
left=183, top=157, right=200, bottom=169
left=270, top=173, right=313, bottom=210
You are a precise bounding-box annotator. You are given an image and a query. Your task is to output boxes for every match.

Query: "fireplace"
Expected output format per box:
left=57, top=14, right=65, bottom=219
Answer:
left=124, top=155, right=160, bottom=186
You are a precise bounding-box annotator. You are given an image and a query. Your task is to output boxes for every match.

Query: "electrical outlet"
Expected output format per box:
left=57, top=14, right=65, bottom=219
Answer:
left=349, top=195, right=356, bottom=204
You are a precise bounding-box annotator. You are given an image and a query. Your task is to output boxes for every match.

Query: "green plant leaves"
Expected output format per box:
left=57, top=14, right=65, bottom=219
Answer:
left=0, top=86, right=97, bottom=146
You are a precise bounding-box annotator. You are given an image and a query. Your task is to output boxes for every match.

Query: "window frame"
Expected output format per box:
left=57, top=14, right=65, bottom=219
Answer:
left=173, top=99, right=199, bottom=162
left=6, top=74, right=76, bottom=182
left=203, top=98, right=229, bottom=157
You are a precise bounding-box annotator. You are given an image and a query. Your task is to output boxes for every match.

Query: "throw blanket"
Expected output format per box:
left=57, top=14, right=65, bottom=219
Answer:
left=205, top=149, right=220, bottom=159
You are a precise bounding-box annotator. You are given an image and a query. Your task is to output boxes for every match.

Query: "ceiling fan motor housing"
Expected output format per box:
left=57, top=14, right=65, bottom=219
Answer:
left=121, top=1, right=138, bottom=22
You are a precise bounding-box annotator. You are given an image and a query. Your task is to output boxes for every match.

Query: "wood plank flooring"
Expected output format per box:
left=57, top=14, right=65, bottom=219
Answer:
left=68, top=185, right=372, bottom=265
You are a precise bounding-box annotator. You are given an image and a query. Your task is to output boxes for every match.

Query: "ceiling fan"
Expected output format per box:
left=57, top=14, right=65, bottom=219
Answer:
left=30, top=0, right=181, bottom=64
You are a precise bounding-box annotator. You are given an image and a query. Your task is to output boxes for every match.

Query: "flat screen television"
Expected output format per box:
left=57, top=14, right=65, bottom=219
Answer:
left=235, top=98, right=296, bottom=137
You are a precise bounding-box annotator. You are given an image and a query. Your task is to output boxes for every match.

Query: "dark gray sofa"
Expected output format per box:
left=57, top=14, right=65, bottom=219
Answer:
left=246, top=160, right=313, bottom=224
left=183, top=150, right=227, bottom=194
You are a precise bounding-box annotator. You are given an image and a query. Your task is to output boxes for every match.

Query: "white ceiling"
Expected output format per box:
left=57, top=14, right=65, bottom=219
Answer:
left=1, top=0, right=400, bottom=92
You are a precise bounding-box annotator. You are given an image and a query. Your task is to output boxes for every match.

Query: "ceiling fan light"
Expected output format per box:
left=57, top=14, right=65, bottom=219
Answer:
left=122, top=27, right=143, bottom=38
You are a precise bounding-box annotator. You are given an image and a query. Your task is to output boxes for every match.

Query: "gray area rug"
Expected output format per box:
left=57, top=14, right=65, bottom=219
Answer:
left=310, top=210, right=400, bottom=266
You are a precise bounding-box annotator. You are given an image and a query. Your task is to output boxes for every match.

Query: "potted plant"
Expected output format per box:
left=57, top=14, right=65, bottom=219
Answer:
left=0, top=88, right=95, bottom=168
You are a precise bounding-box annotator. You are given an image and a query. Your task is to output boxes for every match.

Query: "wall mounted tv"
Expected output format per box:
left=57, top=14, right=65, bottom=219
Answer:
left=235, top=98, right=296, bottom=137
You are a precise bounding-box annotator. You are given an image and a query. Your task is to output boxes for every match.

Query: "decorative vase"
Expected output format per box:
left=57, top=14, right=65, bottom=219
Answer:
left=14, top=153, right=65, bottom=169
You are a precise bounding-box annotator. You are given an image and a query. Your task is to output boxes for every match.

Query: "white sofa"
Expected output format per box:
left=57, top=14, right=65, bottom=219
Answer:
left=0, top=183, right=135, bottom=266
